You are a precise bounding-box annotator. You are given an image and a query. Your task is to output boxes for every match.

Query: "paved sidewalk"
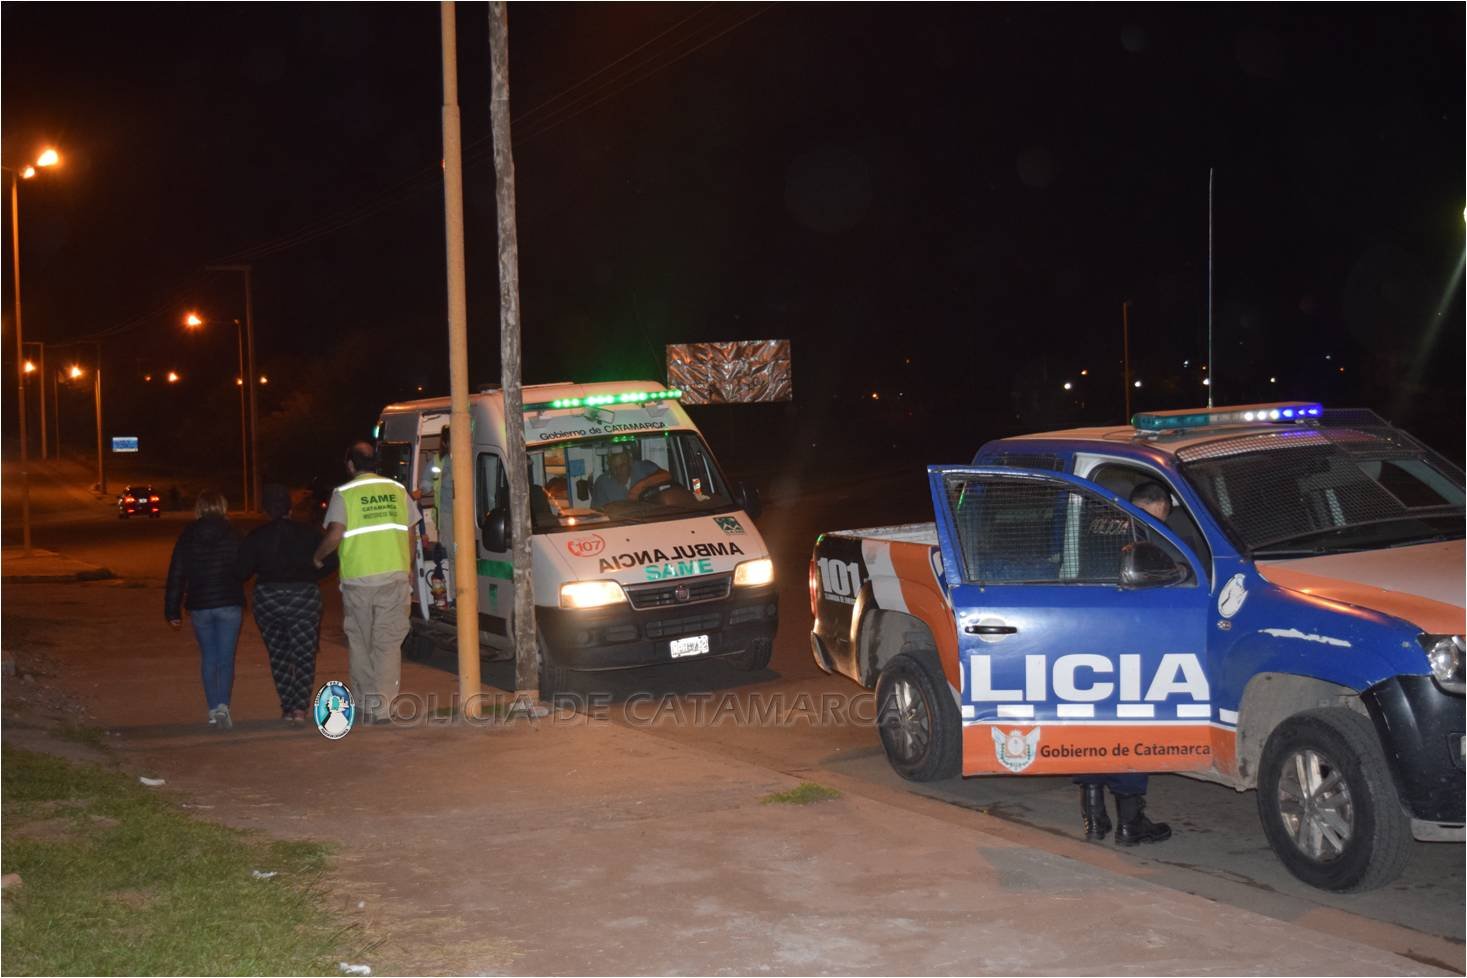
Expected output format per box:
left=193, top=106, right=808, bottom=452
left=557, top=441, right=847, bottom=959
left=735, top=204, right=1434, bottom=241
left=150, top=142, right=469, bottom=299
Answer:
left=1, top=546, right=113, bottom=583
left=1, top=575, right=1448, bottom=976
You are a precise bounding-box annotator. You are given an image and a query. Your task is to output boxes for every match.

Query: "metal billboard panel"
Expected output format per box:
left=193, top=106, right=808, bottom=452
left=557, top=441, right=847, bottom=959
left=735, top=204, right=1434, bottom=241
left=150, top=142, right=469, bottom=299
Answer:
left=666, top=340, right=792, bottom=404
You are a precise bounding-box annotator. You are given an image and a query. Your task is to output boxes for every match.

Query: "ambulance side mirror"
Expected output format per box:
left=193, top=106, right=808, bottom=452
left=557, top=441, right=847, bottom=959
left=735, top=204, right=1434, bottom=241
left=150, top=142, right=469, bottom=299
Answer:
left=735, top=481, right=762, bottom=519
left=576, top=479, right=590, bottom=502
left=482, top=507, right=510, bottom=552
left=1120, top=540, right=1186, bottom=588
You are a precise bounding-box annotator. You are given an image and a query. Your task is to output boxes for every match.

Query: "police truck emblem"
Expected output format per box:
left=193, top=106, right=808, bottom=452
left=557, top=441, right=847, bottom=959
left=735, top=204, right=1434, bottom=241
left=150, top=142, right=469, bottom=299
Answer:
left=992, top=727, right=1041, bottom=773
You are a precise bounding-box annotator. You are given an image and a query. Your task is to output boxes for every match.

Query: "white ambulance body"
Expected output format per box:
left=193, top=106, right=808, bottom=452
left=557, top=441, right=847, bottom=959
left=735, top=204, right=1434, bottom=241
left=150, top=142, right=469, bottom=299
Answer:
left=376, top=381, right=778, bottom=694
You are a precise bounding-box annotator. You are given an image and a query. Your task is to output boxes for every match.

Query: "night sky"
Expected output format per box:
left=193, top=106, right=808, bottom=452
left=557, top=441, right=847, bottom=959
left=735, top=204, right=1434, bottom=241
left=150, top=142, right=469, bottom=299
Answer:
left=3, top=4, right=1463, bottom=481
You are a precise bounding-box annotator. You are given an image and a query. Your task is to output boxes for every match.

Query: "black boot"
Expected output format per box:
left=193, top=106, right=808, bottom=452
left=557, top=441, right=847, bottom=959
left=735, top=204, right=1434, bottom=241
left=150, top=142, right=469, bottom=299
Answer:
left=1114, top=793, right=1171, bottom=845
left=1080, top=784, right=1112, bottom=840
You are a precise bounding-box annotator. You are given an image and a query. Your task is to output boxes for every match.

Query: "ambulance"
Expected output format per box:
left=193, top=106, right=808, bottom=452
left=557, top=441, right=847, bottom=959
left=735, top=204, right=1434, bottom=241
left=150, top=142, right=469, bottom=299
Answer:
left=810, top=402, right=1464, bottom=891
left=376, top=381, right=778, bottom=696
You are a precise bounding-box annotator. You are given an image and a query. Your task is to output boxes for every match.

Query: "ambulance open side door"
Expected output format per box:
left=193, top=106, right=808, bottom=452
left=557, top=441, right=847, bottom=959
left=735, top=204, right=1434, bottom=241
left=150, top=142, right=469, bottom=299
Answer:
left=926, top=466, right=1217, bottom=778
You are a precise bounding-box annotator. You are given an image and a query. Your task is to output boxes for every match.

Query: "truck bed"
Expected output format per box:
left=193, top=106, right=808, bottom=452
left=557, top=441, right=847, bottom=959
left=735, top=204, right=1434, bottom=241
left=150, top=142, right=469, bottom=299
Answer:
left=824, top=522, right=938, bottom=545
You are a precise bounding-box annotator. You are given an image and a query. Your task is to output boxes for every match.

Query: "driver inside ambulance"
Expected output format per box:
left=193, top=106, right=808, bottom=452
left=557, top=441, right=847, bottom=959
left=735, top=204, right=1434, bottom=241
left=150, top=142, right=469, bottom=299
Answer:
left=591, top=449, right=670, bottom=508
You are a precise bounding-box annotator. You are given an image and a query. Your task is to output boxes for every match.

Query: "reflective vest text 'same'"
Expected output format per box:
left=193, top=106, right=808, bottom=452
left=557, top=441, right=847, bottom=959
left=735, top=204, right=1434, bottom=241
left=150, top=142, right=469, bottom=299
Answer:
left=336, top=475, right=411, bottom=580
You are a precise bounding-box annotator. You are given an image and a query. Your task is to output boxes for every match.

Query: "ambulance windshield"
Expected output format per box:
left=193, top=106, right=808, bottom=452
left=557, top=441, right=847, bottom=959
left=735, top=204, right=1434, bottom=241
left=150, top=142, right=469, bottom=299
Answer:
left=526, top=430, right=739, bottom=532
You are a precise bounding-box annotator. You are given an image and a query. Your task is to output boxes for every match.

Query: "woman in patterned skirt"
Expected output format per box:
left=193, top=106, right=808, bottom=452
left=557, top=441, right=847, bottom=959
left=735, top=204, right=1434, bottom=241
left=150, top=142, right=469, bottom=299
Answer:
left=236, top=484, right=335, bottom=723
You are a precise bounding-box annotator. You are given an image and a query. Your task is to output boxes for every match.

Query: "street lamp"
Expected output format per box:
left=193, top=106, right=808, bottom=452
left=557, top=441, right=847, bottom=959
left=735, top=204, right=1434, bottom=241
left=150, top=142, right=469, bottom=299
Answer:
left=184, top=310, right=250, bottom=511
left=22, top=340, right=49, bottom=458
left=57, top=342, right=105, bottom=494
left=3, top=145, right=62, bottom=555
left=204, top=264, right=260, bottom=513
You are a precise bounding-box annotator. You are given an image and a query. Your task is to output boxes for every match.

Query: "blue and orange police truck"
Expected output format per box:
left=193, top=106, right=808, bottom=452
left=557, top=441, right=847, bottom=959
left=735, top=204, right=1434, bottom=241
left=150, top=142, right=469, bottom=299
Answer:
left=810, top=402, right=1463, bottom=891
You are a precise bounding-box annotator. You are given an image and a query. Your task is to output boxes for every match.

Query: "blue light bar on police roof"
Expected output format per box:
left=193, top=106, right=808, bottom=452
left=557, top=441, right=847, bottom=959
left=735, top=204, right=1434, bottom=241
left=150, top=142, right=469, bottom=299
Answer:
left=522, top=389, right=683, bottom=412
left=1131, top=401, right=1323, bottom=432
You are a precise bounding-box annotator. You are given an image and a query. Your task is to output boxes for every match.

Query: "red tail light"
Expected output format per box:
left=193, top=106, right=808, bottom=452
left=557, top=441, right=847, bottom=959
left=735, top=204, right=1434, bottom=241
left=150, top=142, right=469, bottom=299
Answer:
left=149, top=495, right=160, bottom=502
left=124, top=496, right=135, bottom=503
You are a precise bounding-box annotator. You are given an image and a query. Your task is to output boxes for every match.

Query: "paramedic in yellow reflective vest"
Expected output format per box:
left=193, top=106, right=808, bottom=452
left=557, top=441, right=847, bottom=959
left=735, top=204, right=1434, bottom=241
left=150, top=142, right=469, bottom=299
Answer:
left=314, top=441, right=420, bottom=724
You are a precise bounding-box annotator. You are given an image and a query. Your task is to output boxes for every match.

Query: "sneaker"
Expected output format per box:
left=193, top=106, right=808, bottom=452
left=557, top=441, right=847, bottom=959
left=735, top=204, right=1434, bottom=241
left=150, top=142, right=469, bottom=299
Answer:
left=291, top=708, right=310, bottom=723
left=207, top=708, right=220, bottom=728
left=215, top=704, right=233, bottom=731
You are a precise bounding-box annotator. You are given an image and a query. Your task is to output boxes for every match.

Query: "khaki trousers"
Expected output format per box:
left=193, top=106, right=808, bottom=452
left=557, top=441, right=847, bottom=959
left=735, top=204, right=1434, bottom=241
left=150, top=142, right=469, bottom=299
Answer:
left=341, top=577, right=411, bottom=721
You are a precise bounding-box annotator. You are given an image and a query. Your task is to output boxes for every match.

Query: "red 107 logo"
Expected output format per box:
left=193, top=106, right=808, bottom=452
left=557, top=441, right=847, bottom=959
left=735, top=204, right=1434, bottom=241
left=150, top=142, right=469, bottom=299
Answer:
left=566, top=534, right=606, bottom=558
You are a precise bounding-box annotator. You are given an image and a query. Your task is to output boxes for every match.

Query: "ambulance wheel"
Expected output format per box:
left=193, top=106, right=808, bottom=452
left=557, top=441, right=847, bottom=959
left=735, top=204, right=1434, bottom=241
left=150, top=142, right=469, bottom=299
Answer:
left=875, top=652, right=961, bottom=782
left=727, top=638, right=773, bottom=672
left=538, top=641, right=574, bottom=704
left=402, top=629, right=434, bottom=663
left=1256, top=708, right=1411, bottom=892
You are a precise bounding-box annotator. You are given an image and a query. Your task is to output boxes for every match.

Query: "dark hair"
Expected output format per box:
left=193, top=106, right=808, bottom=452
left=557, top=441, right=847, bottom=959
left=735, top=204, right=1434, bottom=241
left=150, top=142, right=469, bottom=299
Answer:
left=262, top=483, right=293, bottom=520
left=348, top=441, right=378, bottom=473
left=1130, top=481, right=1171, bottom=511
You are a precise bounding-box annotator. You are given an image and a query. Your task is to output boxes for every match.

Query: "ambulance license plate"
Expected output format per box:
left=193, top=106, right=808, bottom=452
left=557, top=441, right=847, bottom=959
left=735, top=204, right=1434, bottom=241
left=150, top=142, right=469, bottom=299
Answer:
left=670, top=635, right=710, bottom=659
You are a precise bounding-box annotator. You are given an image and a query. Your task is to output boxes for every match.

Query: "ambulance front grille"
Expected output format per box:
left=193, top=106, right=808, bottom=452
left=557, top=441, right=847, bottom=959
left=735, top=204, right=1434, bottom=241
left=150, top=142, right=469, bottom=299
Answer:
left=626, top=575, right=732, bottom=611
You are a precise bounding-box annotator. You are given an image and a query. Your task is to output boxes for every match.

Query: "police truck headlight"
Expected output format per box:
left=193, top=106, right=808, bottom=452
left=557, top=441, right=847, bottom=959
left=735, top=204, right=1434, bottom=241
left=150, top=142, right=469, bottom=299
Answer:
left=734, top=558, right=774, bottom=588
left=559, top=580, right=626, bottom=609
left=1419, top=634, right=1465, bottom=694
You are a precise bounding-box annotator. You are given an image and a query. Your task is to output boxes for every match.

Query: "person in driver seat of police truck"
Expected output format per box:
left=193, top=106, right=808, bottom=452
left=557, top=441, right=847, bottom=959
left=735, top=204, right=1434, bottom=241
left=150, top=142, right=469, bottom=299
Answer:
left=1075, top=480, right=1177, bottom=845
left=591, top=448, right=670, bottom=508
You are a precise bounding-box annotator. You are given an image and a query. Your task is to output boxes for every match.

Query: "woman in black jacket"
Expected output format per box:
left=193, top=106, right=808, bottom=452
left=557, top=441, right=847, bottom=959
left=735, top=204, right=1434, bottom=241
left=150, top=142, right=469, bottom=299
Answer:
left=236, top=484, right=334, bottom=724
left=165, top=489, right=244, bottom=730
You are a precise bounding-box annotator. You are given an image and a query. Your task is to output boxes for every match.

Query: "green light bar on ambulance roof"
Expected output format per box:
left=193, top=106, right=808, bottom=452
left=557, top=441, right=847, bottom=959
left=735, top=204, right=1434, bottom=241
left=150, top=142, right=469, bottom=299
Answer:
left=523, top=389, right=683, bottom=412
left=1131, top=401, right=1323, bottom=432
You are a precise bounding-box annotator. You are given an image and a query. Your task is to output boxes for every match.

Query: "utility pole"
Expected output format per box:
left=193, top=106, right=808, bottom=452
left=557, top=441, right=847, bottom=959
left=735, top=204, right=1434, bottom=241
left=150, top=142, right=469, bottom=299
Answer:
left=36, top=342, right=47, bottom=458
left=9, top=171, right=33, bottom=554
left=1122, top=300, right=1132, bottom=422
left=93, top=364, right=105, bottom=494
left=207, top=264, right=260, bottom=511
left=440, top=0, right=484, bottom=719
left=489, top=0, right=538, bottom=700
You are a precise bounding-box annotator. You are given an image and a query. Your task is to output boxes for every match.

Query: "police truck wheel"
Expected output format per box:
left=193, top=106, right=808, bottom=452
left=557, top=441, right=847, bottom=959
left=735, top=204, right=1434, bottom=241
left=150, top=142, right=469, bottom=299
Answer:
left=875, top=652, right=961, bottom=782
left=1256, top=708, right=1411, bottom=892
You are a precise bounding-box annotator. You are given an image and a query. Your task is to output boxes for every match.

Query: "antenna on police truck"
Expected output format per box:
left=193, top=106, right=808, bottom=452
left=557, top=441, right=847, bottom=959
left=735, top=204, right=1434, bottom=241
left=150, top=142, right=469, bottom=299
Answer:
left=1207, top=168, right=1215, bottom=408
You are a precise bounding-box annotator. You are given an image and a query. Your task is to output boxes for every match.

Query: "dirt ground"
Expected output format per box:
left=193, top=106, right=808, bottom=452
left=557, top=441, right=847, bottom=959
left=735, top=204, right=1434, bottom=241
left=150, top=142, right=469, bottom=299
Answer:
left=1, top=576, right=1451, bottom=977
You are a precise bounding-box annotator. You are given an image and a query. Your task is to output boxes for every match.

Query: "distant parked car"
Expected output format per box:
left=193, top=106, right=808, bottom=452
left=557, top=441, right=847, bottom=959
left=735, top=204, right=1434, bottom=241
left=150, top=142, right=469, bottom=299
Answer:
left=117, top=485, right=161, bottom=519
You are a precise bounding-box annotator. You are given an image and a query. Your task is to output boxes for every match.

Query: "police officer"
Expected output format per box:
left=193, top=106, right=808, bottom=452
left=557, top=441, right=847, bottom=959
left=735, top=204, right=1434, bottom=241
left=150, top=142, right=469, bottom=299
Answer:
left=1076, top=480, right=1176, bottom=845
left=314, top=441, right=421, bottom=724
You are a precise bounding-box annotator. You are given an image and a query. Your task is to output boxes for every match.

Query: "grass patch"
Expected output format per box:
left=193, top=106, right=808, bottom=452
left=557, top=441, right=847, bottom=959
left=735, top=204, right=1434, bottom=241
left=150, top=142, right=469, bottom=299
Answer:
left=2, top=746, right=348, bottom=975
left=53, top=723, right=108, bottom=751
left=762, top=781, right=842, bottom=806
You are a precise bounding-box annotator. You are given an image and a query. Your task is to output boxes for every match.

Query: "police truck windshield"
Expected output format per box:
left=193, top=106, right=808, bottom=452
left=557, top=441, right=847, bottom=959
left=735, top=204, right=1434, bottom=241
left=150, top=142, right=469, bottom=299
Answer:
left=527, top=430, right=738, bottom=532
left=1177, top=427, right=1465, bottom=558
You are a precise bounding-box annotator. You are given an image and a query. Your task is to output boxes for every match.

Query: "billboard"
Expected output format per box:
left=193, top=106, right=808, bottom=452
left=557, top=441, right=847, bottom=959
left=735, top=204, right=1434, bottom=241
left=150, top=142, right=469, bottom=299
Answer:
left=666, top=340, right=792, bottom=405
left=111, top=436, right=139, bottom=453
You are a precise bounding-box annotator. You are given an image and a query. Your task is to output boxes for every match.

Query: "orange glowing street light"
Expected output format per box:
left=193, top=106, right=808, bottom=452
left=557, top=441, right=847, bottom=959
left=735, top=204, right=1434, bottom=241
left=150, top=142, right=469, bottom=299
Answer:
left=184, top=311, right=204, bottom=328
left=166, top=371, right=180, bottom=384
left=68, top=364, right=83, bottom=380
left=35, top=148, right=60, bottom=168
left=22, top=359, right=36, bottom=374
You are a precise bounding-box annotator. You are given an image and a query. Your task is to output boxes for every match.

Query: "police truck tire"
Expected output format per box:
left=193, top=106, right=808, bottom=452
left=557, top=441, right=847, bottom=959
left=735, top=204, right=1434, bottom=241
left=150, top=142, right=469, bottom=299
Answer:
left=875, top=652, right=961, bottom=782
left=1256, top=708, right=1411, bottom=892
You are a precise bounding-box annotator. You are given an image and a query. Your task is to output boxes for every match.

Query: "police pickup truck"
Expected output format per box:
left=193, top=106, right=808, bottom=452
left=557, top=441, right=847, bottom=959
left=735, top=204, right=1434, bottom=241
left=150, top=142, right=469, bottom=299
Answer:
left=809, top=402, right=1464, bottom=891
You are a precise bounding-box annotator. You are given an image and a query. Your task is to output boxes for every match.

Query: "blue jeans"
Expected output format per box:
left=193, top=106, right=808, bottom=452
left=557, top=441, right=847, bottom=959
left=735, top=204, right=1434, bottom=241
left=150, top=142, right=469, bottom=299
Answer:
left=191, top=605, right=243, bottom=710
left=1074, top=773, right=1149, bottom=796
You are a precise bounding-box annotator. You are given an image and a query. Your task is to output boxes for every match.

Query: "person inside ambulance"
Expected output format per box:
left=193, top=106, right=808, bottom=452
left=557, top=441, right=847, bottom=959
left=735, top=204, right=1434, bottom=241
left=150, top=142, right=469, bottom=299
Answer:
left=1073, top=480, right=1177, bottom=847
left=591, top=449, right=671, bottom=508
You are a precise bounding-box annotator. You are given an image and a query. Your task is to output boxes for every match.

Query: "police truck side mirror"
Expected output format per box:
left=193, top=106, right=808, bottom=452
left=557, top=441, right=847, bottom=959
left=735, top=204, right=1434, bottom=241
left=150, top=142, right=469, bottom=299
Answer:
left=482, top=507, right=510, bottom=552
left=1119, top=540, right=1187, bottom=588
left=736, top=481, right=762, bottom=519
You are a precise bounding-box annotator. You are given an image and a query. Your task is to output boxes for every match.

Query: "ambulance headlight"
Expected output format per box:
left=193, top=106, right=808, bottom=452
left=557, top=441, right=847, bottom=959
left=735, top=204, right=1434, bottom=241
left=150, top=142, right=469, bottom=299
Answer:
left=1419, top=634, right=1465, bottom=694
left=559, top=580, right=626, bottom=609
left=734, top=558, right=774, bottom=588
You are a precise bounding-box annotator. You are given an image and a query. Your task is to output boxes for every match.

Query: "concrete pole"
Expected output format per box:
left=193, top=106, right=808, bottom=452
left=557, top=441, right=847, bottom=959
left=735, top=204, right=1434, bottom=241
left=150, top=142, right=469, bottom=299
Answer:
left=1122, top=300, right=1131, bottom=422
left=51, top=367, right=60, bottom=459
left=10, top=172, right=33, bottom=554
left=489, top=0, right=539, bottom=699
left=243, top=266, right=260, bottom=513
left=36, top=342, right=46, bottom=459
left=94, top=365, right=105, bottom=495
left=440, top=0, right=484, bottom=719
left=235, top=319, right=250, bottom=512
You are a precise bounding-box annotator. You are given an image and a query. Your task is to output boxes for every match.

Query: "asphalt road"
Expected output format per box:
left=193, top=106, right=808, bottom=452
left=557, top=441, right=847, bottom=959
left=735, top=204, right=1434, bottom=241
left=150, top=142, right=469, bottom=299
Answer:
left=4, top=462, right=1463, bottom=970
